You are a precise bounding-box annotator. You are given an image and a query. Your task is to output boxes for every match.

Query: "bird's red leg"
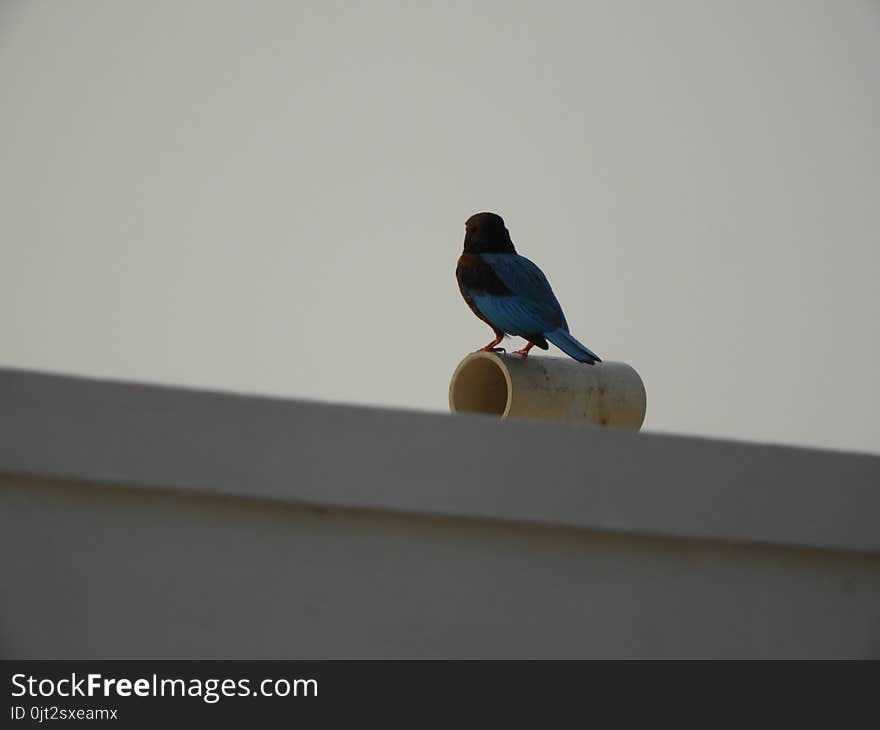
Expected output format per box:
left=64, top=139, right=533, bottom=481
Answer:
left=513, top=341, right=535, bottom=357
left=477, top=333, right=506, bottom=353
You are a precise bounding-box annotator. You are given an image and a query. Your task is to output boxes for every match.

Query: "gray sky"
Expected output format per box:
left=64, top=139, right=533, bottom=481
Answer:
left=1, top=1, right=878, bottom=454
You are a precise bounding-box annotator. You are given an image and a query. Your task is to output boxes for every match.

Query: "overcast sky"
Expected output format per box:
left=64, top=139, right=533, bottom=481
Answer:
left=1, top=1, right=878, bottom=454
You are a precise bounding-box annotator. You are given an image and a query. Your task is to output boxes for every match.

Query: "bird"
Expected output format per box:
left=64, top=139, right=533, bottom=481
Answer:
left=456, top=212, right=601, bottom=364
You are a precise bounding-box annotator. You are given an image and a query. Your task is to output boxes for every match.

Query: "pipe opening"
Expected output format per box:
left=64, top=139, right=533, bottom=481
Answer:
left=449, top=356, right=510, bottom=416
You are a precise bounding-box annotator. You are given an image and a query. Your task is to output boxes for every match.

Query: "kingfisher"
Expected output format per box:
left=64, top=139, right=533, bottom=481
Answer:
left=456, top=212, right=601, bottom=364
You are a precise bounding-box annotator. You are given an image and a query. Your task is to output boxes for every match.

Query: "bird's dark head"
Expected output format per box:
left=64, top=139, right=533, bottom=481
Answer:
left=463, top=212, right=516, bottom=254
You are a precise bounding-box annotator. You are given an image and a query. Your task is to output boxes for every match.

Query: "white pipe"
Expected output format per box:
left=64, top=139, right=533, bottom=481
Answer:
left=449, top=352, right=647, bottom=430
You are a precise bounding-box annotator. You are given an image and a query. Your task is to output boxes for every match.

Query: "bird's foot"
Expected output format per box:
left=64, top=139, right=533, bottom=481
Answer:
left=512, top=348, right=531, bottom=357
left=477, top=346, right=506, bottom=353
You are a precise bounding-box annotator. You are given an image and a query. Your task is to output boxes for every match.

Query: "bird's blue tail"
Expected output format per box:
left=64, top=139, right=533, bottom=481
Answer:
left=545, top=329, right=601, bottom=364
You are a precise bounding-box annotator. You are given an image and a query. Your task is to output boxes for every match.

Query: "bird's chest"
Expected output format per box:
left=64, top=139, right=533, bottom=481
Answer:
left=456, top=254, right=511, bottom=296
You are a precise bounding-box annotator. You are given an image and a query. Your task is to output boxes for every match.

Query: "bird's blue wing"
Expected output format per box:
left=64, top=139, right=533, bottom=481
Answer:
left=470, top=254, right=567, bottom=336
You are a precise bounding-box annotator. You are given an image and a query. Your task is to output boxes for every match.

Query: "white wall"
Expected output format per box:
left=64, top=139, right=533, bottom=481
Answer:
left=1, top=367, right=878, bottom=658
left=2, top=475, right=879, bottom=659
